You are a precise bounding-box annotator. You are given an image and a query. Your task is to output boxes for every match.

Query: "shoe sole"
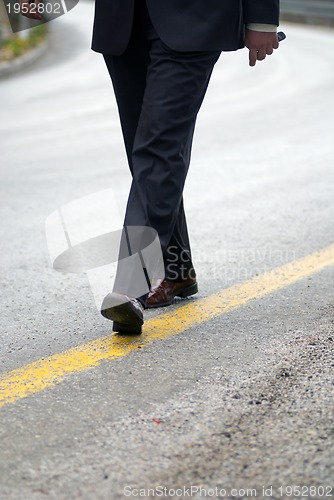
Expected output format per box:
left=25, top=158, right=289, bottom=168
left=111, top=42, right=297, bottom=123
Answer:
left=146, top=282, right=198, bottom=309
left=112, top=321, right=142, bottom=335
left=101, top=296, right=143, bottom=335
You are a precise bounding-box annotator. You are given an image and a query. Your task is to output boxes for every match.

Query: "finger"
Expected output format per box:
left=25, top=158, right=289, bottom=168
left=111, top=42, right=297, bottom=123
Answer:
left=273, top=38, right=279, bottom=50
left=29, top=0, right=44, bottom=20
left=256, top=49, right=266, bottom=61
left=249, top=49, right=257, bottom=67
left=266, top=46, right=274, bottom=56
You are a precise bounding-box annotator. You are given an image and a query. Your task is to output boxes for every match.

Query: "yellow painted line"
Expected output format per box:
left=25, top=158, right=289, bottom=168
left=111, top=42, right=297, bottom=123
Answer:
left=1, top=243, right=334, bottom=408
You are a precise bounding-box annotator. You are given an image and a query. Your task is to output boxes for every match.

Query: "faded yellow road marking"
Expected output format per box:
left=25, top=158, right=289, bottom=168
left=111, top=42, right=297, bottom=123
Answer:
left=1, top=243, right=334, bottom=408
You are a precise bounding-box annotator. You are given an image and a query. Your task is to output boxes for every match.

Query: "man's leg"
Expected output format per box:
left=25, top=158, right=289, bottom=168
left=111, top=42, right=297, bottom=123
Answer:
left=102, top=10, right=220, bottom=331
left=164, top=199, right=194, bottom=282
left=101, top=7, right=154, bottom=332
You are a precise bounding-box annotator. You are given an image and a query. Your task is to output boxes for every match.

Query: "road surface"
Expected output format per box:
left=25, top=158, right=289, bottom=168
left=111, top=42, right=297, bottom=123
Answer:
left=0, top=2, right=334, bottom=499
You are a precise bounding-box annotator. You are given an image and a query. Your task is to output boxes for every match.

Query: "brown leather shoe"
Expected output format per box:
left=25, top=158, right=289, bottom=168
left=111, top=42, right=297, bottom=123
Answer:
left=146, top=278, right=198, bottom=309
left=101, top=292, right=144, bottom=334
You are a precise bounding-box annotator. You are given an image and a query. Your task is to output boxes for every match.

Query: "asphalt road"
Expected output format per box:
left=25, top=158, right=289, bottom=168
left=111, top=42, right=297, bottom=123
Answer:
left=0, top=2, right=334, bottom=499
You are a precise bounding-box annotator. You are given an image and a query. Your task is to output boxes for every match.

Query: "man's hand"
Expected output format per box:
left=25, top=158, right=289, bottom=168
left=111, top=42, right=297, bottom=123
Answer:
left=19, top=0, right=43, bottom=21
left=244, top=29, right=279, bottom=67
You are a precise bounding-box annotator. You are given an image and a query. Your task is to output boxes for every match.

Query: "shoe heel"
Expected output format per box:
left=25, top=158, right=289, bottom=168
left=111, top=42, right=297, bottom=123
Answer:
left=113, top=322, right=142, bottom=335
left=176, top=283, right=198, bottom=298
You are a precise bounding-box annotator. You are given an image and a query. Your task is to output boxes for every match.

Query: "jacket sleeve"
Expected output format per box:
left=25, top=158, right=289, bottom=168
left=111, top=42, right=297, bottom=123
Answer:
left=242, top=0, right=280, bottom=26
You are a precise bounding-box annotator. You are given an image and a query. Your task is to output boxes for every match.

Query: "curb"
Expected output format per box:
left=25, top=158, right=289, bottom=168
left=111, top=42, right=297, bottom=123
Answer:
left=0, top=35, right=49, bottom=79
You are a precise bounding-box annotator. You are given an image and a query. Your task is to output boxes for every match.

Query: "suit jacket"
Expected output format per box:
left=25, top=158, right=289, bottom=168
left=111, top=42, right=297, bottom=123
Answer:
left=92, top=0, right=280, bottom=55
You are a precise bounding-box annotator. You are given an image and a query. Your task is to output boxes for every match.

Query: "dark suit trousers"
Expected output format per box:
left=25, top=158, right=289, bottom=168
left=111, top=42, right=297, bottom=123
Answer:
left=103, top=0, right=220, bottom=302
